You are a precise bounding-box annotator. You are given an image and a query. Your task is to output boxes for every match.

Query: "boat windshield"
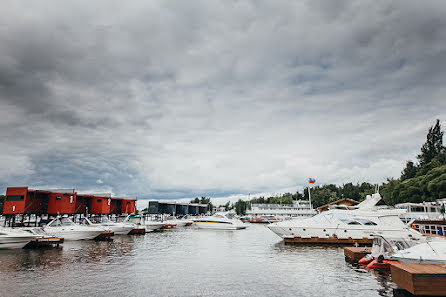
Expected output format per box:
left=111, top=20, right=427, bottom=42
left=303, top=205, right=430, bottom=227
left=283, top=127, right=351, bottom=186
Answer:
left=48, top=217, right=76, bottom=227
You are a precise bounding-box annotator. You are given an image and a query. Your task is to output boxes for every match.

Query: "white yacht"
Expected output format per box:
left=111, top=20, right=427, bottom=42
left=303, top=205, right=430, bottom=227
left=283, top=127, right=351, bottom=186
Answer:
left=268, top=192, right=423, bottom=244
left=123, top=215, right=165, bottom=232
left=43, top=217, right=104, bottom=240
left=193, top=213, right=246, bottom=230
left=0, top=227, right=37, bottom=249
left=87, top=216, right=135, bottom=235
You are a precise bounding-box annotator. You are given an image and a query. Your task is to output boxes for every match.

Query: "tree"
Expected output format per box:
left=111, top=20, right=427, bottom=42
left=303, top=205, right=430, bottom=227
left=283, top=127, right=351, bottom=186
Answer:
left=190, top=197, right=200, bottom=203
left=401, top=160, right=417, bottom=181
left=417, top=119, right=445, bottom=166
left=234, top=199, right=247, bottom=215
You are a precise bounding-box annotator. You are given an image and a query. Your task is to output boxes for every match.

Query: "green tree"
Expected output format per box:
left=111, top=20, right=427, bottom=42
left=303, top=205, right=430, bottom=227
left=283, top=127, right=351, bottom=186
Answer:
left=401, top=160, right=418, bottom=181
left=417, top=119, right=445, bottom=166
left=234, top=199, right=247, bottom=215
left=0, top=195, right=4, bottom=215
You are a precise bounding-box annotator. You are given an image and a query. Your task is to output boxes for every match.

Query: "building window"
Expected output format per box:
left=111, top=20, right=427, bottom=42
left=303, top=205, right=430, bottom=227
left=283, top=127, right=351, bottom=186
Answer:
left=97, top=199, right=102, bottom=203
left=55, top=196, right=62, bottom=200
left=6, top=195, right=24, bottom=201
left=126, top=202, right=130, bottom=205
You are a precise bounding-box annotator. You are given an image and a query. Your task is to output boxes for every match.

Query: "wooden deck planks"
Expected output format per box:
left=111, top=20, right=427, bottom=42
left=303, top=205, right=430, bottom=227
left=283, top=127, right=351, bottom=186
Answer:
left=390, top=263, right=446, bottom=296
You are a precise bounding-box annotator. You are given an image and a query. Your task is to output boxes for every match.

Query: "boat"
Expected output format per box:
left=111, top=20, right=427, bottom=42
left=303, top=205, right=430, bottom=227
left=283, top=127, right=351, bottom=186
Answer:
left=192, top=213, right=247, bottom=230
left=248, top=215, right=280, bottom=223
left=20, top=227, right=64, bottom=248
left=43, top=217, right=104, bottom=240
left=391, top=240, right=446, bottom=264
left=267, top=192, right=423, bottom=245
left=87, top=216, right=135, bottom=235
left=0, top=227, right=37, bottom=249
left=145, top=219, right=166, bottom=232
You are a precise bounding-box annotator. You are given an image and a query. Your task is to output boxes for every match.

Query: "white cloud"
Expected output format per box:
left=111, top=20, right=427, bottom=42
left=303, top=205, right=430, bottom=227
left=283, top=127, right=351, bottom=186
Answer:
left=1, top=0, right=445, bottom=199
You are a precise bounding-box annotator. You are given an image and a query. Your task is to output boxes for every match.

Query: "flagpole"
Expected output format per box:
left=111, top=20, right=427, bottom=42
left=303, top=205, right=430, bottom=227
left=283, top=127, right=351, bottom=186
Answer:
left=308, top=185, right=312, bottom=209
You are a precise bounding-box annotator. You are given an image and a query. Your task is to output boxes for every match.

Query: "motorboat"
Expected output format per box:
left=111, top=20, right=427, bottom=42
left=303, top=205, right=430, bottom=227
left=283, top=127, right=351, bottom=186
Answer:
left=360, top=235, right=446, bottom=269
left=0, top=227, right=37, bottom=249
left=43, top=217, right=104, bottom=240
left=193, top=213, right=247, bottom=230
left=268, top=192, right=423, bottom=244
left=87, top=216, right=135, bottom=235
left=20, top=227, right=65, bottom=248
left=144, top=219, right=166, bottom=232
left=391, top=239, right=446, bottom=264
left=123, top=215, right=164, bottom=233
left=248, top=215, right=280, bottom=224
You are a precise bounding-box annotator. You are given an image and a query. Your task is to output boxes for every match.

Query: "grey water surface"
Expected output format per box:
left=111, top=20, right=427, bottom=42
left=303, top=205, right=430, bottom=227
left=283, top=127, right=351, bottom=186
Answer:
left=0, top=224, right=395, bottom=297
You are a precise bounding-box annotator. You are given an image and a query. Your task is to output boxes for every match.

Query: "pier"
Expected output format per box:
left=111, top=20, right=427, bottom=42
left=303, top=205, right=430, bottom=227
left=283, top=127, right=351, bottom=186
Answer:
left=344, top=246, right=371, bottom=262
left=390, top=263, right=446, bottom=296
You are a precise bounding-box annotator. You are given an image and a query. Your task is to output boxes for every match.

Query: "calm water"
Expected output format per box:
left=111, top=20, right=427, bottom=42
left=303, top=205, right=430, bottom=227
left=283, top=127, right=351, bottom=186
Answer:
left=0, top=224, right=396, bottom=297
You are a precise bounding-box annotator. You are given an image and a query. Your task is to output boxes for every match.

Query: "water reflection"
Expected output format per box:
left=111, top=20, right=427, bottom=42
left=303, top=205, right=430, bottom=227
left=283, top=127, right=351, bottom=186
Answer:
left=0, top=225, right=398, bottom=297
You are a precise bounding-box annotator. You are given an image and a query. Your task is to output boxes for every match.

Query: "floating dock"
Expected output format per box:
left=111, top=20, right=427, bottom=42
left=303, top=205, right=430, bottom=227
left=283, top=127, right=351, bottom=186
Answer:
left=24, top=237, right=64, bottom=248
left=390, top=263, right=446, bottom=296
left=344, top=247, right=371, bottom=262
left=128, top=228, right=146, bottom=235
left=284, top=236, right=372, bottom=246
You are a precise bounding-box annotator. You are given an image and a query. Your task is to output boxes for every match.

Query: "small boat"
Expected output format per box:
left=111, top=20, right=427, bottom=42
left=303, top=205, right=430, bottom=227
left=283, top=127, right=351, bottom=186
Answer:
left=20, top=227, right=64, bottom=248
left=145, top=220, right=166, bottom=232
left=88, top=216, right=135, bottom=235
left=0, top=227, right=37, bottom=249
left=391, top=240, right=446, bottom=264
left=193, top=213, right=247, bottom=230
left=248, top=215, right=280, bottom=223
left=43, top=217, right=104, bottom=240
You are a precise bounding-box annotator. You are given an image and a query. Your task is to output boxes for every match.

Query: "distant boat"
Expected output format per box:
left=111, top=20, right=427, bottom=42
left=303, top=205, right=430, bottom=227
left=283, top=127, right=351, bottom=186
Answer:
left=193, top=213, right=246, bottom=230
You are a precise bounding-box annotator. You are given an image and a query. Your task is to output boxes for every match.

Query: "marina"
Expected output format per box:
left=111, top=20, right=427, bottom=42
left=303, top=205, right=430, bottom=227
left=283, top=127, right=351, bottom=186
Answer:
left=0, top=224, right=407, bottom=297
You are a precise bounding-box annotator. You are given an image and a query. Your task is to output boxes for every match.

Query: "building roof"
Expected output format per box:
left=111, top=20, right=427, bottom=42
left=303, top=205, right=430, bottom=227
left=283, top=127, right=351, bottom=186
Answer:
left=317, top=198, right=359, bottom=211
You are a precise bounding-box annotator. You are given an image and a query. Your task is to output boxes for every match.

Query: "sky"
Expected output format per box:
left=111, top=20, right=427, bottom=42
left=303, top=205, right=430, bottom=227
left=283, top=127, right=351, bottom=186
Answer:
left=1, top=0, right=446, bottom=205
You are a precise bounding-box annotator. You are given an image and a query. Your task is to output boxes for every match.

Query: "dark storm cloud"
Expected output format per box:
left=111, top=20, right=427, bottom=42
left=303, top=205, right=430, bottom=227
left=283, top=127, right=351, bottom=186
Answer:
left=1, top=0, right=446, bottom=199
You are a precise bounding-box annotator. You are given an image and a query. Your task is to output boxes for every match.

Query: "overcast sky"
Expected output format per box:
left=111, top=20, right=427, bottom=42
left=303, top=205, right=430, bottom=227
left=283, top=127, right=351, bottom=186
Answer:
left=1, top=0, right=446, bottom=203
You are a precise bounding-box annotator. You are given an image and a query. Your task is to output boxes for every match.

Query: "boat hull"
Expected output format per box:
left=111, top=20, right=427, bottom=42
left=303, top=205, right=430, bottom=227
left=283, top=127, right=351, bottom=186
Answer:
left=283, top=236, right=373, bottom=245
left=0, top=237, right=35, bottom=249
left=194, top=222, right=246, bottom=230
left=44, top=229, right=103, bottom=241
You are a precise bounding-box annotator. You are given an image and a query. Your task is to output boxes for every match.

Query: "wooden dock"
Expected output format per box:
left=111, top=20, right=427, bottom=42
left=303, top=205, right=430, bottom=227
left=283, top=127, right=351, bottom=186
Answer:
left=24, top=237, right=64, bottom=249
left=390, top=263, right=446, bottom=296
left=344, top=247, right=371, bottom=262
left=128, top=228, right=146, bottom=235
left=284, top=236, right=372, bottom=246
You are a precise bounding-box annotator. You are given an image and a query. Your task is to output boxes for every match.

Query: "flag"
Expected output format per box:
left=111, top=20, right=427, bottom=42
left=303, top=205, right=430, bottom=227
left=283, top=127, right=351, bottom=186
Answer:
left=308, top=177, right=316, bottom=184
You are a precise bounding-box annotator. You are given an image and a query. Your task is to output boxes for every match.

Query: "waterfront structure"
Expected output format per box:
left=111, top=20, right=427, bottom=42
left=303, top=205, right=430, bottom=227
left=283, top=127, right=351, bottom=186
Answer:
left=2, top=187, right=136, bottom=217
left=395, top=202, right=445, bottom=223
left=146, top=201, right=208, bottom=215
left=246, top=200, right=316, bottom=220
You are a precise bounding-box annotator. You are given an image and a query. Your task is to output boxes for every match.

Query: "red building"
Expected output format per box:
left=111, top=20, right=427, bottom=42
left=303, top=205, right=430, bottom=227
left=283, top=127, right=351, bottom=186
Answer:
left=89, top=194, right=112, bottom=215
left=3, top=187, right=137, bottom=216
